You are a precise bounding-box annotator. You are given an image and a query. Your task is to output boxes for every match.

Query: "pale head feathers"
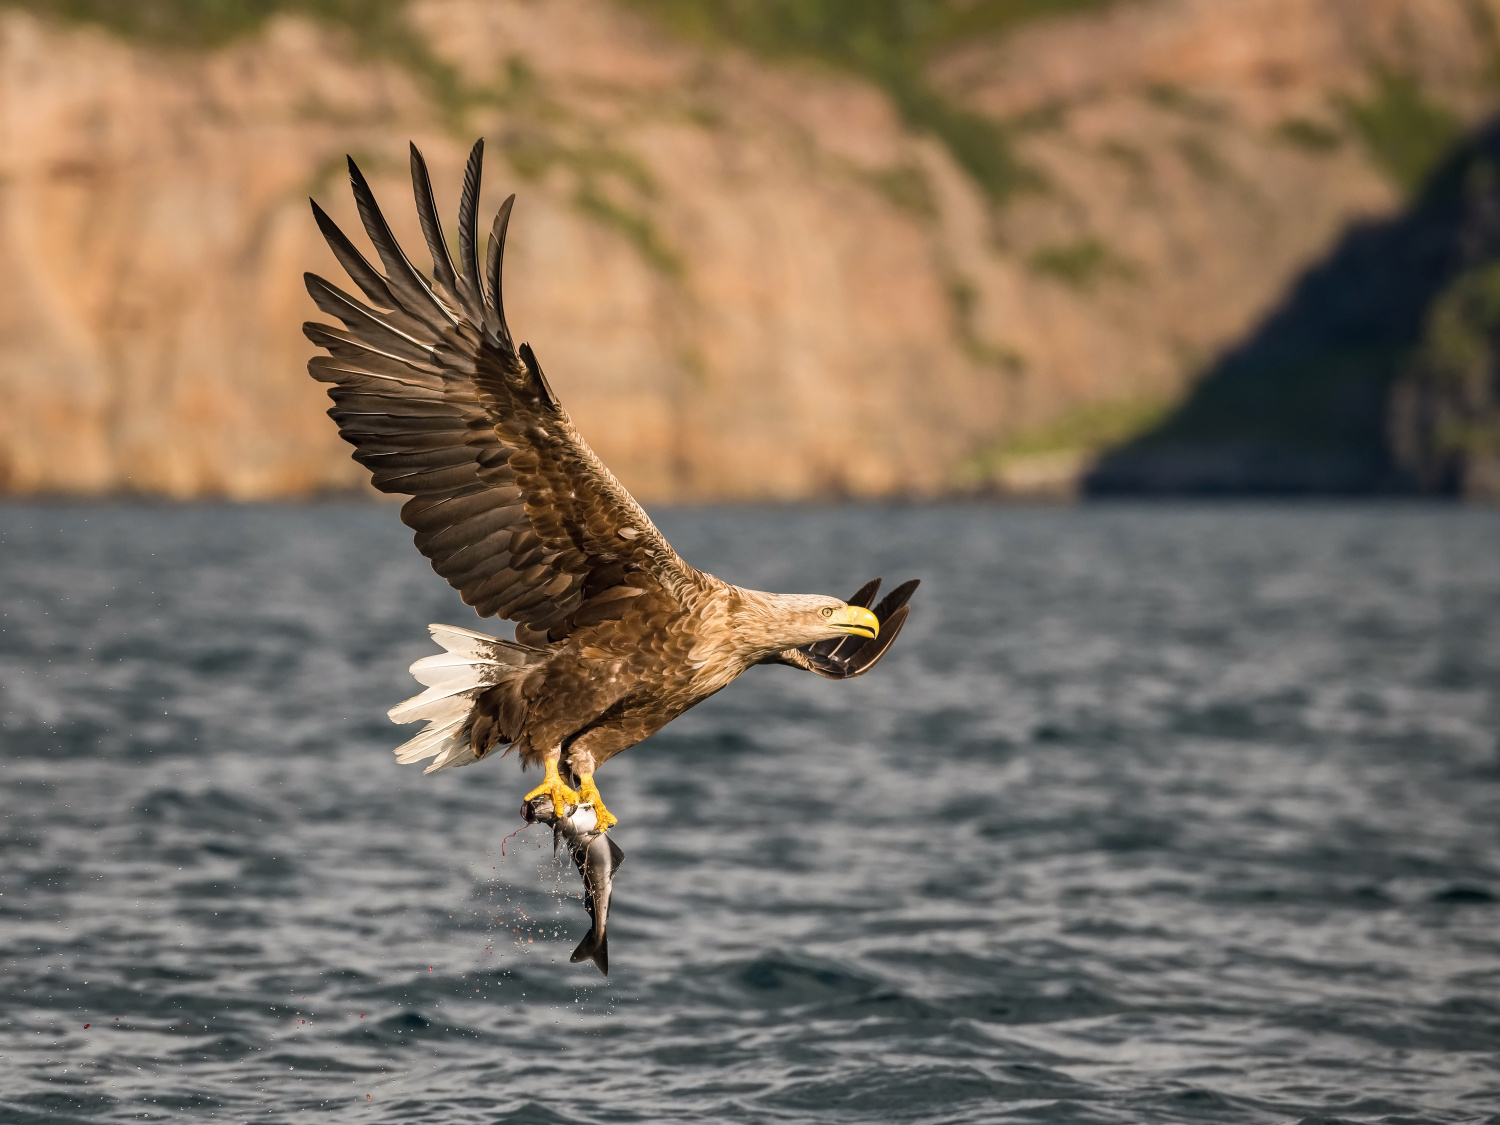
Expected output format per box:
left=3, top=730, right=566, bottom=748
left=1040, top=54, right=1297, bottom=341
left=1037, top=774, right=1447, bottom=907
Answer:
left=726, top=589, right=856, bottom=659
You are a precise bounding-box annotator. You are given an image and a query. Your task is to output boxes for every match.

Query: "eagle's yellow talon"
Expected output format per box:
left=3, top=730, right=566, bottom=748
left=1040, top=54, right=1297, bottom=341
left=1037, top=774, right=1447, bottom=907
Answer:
left=577, top=775, right=618, bottom=831
left=524, top=760, right=579, bottom=815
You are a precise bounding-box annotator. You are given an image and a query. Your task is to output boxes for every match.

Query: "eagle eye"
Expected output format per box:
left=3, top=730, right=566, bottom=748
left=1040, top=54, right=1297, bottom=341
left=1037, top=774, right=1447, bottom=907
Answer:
left=820, top=606, right=833, bottom=618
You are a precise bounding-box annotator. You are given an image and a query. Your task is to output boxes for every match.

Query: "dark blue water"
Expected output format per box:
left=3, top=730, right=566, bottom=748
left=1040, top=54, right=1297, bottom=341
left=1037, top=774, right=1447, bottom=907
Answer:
left=2, top=503, right=1498, bottom=1124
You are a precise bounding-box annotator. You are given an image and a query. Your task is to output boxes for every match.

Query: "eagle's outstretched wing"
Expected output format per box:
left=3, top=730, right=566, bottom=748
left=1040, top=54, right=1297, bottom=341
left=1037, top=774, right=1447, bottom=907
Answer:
left=303, top=141, right=700, bottom=644
left=762, top=578, right=918, bottom=678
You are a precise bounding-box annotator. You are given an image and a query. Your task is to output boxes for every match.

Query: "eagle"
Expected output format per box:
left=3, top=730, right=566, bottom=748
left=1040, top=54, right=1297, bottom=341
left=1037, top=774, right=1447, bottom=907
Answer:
left=302, top=140, right=917, bottom=829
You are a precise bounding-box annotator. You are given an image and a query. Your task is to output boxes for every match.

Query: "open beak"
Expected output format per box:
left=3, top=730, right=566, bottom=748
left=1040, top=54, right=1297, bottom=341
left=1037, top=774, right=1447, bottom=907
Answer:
left=830, top=604, right=879, bottom=640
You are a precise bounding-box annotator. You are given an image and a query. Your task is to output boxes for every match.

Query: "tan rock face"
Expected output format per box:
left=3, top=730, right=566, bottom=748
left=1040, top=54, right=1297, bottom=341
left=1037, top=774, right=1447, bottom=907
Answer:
left=0, top=0, right=1496, bottom=500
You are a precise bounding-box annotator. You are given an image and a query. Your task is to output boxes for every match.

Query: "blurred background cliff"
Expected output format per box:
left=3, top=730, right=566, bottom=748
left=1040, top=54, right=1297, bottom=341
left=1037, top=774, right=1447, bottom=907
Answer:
left=3, top=0, right=1500, bottom=502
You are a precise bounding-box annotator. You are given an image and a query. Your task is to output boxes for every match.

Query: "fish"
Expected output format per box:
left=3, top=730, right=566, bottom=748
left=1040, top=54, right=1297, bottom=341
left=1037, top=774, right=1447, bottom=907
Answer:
left=521, top=794, right=625, bottom=975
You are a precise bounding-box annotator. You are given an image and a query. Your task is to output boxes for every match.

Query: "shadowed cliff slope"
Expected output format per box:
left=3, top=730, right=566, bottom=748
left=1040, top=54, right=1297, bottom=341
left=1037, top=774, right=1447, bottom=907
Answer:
left=1088, top=121, right=1500, bottom=495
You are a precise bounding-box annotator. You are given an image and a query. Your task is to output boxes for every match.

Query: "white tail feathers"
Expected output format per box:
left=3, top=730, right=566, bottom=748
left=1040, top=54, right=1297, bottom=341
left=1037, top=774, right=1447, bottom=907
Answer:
left=428, top=623, right=534, bottom=662
left=393, top=715, right=471, bottom=768
left=389, top=624, right=540, bottom=774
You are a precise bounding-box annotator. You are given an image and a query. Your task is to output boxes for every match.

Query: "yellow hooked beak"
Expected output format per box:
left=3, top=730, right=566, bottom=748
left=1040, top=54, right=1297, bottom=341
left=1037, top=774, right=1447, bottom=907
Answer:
left=829, top=604, right=879, bottom=640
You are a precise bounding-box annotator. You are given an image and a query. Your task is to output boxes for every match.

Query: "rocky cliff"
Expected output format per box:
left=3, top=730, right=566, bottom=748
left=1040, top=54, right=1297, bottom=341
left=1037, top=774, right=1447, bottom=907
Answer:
left=1, top=0, right=1498, bottom=500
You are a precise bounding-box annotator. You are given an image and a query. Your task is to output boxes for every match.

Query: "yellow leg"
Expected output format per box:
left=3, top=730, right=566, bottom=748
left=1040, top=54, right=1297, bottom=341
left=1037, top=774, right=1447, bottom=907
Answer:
left=523, top=758, right=579, bottom=817
left=576, top=773, right=618, bottom=831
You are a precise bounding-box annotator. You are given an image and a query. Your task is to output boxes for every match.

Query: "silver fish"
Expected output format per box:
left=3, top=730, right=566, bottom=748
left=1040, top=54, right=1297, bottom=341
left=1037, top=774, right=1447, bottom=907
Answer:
left=521, top=795, right=625, bottom=974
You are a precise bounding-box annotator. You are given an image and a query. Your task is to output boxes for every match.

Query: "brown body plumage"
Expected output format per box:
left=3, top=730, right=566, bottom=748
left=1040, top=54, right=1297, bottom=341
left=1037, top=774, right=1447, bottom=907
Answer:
left=304, top=140, right=916, bottom=826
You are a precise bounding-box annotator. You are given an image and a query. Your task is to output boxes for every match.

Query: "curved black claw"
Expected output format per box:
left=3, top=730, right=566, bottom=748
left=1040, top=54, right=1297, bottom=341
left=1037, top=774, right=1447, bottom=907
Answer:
left=761, top=577, right=919, bottom=679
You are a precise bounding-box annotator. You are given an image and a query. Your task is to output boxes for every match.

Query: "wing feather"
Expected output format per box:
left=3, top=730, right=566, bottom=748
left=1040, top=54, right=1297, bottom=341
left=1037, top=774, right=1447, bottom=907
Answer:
left=330, top=416, right=471, bottom=440
left=457, top=140, right=486, bottom=320
left=408, top=142, right=462, bottom=307
left=404, top=491, right=506, bottom=534
left=484, top=194, right=515, bottom=343
left=435, top=534, right=516, bottom=584
left=303, top=323, right=444, bottom=379
left=418, top=510, right=522, bottom=556
left=305, top=274, right=438, bottom=364
left=308, top=358, right=444, bottom=399
left=355, top=445, right=478, bottom=469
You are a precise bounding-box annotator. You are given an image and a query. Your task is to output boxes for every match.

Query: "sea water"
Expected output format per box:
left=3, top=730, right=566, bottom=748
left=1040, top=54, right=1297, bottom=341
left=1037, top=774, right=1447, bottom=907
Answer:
left=1, top=502, right=1497, bottom=1123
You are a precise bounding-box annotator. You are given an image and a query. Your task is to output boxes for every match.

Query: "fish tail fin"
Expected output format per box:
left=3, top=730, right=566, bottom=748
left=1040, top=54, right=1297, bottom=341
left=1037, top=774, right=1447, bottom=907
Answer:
left=570, top=930, right=608, bottom=975
left=388, top=624, right=544, bottom=774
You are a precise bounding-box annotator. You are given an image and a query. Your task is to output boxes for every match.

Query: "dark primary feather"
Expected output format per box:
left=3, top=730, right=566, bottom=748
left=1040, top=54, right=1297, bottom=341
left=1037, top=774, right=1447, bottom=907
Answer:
left=409, top=142, right=461, bottom=305
left=456, top=141, right=486, bottom=319
left=304, top=142, right=698, bottom=640
left=485, top=194, right=515, bottom=344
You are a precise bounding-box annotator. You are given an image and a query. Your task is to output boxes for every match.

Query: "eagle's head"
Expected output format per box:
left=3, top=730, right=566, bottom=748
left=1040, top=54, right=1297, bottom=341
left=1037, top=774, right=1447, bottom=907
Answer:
left=731, top=590, right=879, bottom=659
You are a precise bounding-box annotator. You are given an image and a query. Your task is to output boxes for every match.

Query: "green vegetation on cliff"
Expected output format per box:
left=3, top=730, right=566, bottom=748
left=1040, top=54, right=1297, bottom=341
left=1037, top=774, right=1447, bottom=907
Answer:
left=1345, top=72, right=1462, bottom=197
left=0, top=0, right=466, bottom=108
left=1028, top=236, right=1137, bottom=289
left=2, top=0, right=402, bottom=47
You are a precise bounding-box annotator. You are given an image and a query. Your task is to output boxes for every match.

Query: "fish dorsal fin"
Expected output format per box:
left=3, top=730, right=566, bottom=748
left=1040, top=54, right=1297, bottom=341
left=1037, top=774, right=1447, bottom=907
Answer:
left=607, top=836, right=625, bottom=872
